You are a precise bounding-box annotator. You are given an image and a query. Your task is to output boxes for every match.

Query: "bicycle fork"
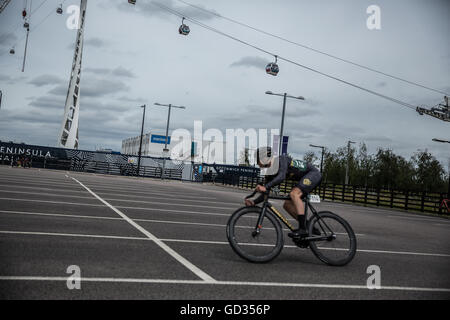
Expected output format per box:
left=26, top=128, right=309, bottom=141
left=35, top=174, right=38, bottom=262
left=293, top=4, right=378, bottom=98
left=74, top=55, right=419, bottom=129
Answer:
left=252, top=204, right=268, bottom=237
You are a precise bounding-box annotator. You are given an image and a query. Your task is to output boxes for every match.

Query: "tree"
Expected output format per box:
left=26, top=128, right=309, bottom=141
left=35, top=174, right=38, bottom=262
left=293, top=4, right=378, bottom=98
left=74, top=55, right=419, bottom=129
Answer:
left=319, top=144, right=447, bottom=193
left=411, top=150, right=446, bottom=192
left=322, top=150, right=345, bottom=184
left=353, top=143, right=375, bottom=187
left=303, top=151, right=318, bottom=166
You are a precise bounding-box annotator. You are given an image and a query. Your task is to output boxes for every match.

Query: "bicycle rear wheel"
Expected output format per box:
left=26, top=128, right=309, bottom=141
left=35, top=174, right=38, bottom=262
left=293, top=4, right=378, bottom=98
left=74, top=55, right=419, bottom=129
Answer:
left=226, top=207, right=284, bottom=263
left=308, top=211, right=357, bottom=266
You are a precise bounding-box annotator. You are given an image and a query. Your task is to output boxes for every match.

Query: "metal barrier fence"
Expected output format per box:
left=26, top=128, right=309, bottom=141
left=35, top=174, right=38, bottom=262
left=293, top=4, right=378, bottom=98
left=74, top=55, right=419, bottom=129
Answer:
left=0, top=155, right=183, bottom=180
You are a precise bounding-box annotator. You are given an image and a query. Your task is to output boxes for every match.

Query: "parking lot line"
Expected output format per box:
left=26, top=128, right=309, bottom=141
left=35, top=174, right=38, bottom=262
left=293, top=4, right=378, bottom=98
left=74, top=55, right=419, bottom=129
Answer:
left=0, top=185, right=220, bottom=202
left=0, top=230, right=147, bottom=241
left=0, top=276, right=449, bottom=293
left=71, top=177, right=216, bottom=282
left=0, top=209, right=366, bottom=236
left=0, top=197, right=233, bottom=217
left=1, top=230, right=448, bottom=258
left=0, top=189, right=236, bottom=206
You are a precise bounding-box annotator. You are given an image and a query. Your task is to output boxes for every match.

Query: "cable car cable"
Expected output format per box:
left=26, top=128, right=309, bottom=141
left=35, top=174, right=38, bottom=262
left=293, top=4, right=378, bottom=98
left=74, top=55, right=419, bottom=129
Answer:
left=1, top=0, right=66, bottom=58
left=175, top=0, right=449, bottom=96
left=151, top=1, right=417, bottom=111
left=0, top=0, right=52, bottom=45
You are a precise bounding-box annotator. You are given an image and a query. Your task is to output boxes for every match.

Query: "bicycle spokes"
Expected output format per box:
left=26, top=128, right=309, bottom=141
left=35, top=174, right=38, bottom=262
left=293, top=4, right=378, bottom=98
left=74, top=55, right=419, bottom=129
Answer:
left=227, top=207, right=284, bottom=263
left=308, top=212, right=357, bottom=266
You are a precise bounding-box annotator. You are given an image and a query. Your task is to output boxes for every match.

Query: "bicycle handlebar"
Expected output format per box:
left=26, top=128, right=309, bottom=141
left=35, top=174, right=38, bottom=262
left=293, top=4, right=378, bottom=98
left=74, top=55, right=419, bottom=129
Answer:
left=245, top=189, right=292, bottom=201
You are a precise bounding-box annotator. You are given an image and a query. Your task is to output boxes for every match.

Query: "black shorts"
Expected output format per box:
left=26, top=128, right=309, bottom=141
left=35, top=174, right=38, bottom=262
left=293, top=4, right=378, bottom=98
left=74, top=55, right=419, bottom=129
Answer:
left=295, top=169, right=322, bottom=194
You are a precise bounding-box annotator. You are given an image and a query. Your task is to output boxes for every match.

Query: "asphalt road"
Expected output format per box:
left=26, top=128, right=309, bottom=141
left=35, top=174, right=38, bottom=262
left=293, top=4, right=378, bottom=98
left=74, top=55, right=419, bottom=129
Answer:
left=0, top=166, right=449, bottom=300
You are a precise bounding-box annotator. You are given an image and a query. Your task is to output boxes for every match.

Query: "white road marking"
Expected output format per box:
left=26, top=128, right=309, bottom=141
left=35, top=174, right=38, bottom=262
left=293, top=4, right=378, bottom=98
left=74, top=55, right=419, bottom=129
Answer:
left=0, top=183, right=219, bottom=201
left=0, top=197, right=232, bottom=217
left=0, top=178, right=77, bottom=187
left=0, top=189, right=235, bottom=207
left=0, top=276, right=449, bottom=293
left=0, top=230, right=146, bottom=241
left=70, top=177, right=216, bottom=282
left=0, top=197, right=105, bottom=206
left=1, top=230, right=448, bottom=258
left=0, top=210, right=225, bottom=228
left=0, top=209, right=366, bottom=236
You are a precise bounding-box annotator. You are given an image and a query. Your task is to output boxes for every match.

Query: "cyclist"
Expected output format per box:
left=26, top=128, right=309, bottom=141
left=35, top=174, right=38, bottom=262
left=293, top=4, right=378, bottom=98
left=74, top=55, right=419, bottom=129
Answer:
left=245, top=146, right=322, bottom=238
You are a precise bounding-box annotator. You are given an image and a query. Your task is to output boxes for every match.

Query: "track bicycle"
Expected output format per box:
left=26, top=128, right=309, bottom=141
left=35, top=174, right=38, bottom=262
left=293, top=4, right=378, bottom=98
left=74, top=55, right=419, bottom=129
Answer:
left=226, top=190, right=357, bottom=266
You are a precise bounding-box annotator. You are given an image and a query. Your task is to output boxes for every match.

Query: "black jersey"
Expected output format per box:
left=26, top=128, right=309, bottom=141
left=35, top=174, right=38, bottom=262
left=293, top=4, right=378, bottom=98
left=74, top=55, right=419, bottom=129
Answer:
left=264, top=155, right=316, bottom=189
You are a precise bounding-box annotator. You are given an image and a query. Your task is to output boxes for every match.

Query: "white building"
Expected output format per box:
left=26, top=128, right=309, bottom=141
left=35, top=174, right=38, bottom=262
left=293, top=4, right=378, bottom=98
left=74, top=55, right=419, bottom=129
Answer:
left=121, top=131, right=226, bottom=164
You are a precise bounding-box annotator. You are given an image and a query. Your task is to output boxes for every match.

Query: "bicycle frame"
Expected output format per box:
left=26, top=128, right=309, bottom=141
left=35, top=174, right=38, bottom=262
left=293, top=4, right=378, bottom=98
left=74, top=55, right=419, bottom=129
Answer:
left=253, top=192, right=335, bottom=242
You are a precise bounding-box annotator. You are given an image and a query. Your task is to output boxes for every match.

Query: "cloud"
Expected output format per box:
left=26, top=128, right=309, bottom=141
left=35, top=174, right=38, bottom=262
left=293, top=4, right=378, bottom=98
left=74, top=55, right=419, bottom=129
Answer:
left=28, top=95, right=66, bottom=110
left=245, top=104, right=321, bottom=118
left=6, top=111, right=60, bottom=125
left=326, top=124, right=366, bottom=137
left=47, top=84, right=68, bottom=96
left=83, top=67, right=110, bottom=75
left=117, top=96, right=146, bottom=103
left=47, top=76, right=130, bottom=98
left=0, top=33, right=17, bottom=49
left=111, top=0, right=219, bottom=21
left=0, top=74, right=27, bottom=85
left=84, top=66, right=136, bottom=78
left=84, top=37, right=109, bottom=48
left=112, top=66, right=136, bottom=78
left=198, top=104, right=323, bottom=139
left=28, top=75, right=64, bottom=87
left=82, top=78, right=130, bottom=97
left=230, top=56, right=269, bottom=69
left=0, top=74, right=12, bottom=82
left=363, top=135, right=394, bottom=143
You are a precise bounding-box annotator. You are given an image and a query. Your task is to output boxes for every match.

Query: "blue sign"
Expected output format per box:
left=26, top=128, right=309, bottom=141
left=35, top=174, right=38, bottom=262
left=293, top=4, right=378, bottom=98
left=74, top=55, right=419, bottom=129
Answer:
left=273, top=135, right=289, bottom=155
left=151, top=134, right=171, bottom=145
left=191, top=141, right=198, bottom=157
left=282, top=136, right=289, bottom=155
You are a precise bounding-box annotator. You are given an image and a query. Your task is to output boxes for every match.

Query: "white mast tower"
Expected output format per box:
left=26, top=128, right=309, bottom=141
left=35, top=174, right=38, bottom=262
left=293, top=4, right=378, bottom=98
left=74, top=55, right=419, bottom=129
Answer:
left=58, top=0, right=88, bottom=149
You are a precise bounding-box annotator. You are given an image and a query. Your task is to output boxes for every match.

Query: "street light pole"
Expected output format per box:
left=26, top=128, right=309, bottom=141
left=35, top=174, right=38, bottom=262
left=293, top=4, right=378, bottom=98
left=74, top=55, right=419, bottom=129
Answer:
left=279, top=93, right=287, bottom=156
left=164, top=104, right=172, bottom=152
left=345, top=140, right=356, bottom=185
left=310, top=144, right=326, bottom=173
left=154, top=102, right=186, bottom=179
left=432, top=138, right=450, bottom=199
left=137, top=104, right=146, bottom=176
left=265, top=91, right=305, bottom=156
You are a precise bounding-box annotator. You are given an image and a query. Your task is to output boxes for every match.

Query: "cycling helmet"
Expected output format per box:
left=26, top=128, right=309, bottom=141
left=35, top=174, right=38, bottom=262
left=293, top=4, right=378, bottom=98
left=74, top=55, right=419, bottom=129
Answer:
left=256, top=146, right=272, bottom=167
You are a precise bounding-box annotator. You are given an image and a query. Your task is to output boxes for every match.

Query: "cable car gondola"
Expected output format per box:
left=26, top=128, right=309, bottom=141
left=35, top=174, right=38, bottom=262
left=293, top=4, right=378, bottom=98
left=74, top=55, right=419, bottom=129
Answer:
left=56, top=5, right=63, bottom=14
left=179, top=17, right=190, bottom=36
left=266, top=55, right=279, bottom=76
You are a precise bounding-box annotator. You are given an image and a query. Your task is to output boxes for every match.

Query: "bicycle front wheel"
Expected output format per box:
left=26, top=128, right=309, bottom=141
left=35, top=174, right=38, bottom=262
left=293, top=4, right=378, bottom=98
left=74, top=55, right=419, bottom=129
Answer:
left=308, top=211, right=357, bottom=266
left=226, top=207, right=284, bottom=263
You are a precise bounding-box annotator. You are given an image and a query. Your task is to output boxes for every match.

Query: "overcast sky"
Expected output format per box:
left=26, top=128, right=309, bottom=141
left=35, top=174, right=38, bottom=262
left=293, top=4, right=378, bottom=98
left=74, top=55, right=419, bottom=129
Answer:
left=0, top=0, right=449, bottom=166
